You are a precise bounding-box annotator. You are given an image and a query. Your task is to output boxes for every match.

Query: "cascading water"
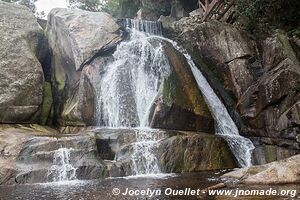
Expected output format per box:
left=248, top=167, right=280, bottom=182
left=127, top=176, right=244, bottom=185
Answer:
left=154, top=38, right=255, bottom=167
left=96, top=19, right=170, bottom=175
left=47, top=148, right=77, bottom=182
left=130, top=129, right=161, bottom=175
left=120, top=18, right=163, bottom=36
left=187, top=59, right=255, bottom=167
left=96, top=25, right=169, bottom=128
left=97, top=18, right=254, bottom=175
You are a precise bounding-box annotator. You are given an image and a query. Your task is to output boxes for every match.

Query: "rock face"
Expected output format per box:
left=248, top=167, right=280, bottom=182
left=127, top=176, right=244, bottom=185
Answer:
left=158, top=132, right=237, bottom=172
left=16, top=134, right=105, bottom=184
left=0, top=126, right=236, bottom=184
left=222, top=154, right=300, bottom=184
left=94, top=129, right=237, bottom=176
left=148, top=41, right=214, bottom=133
left=46, top=8, right=123, bottom=126
left=169, top=18, right=300, bottom=164
left=0, top=125, right=106, bottom=184
left=0, top=1, right=45, bottom=123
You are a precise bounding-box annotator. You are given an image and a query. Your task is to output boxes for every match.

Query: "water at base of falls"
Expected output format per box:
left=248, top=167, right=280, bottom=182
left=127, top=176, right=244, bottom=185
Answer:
left=47, top=148, right=77, bottom=182
left=130, top=129, right=161, bottom=175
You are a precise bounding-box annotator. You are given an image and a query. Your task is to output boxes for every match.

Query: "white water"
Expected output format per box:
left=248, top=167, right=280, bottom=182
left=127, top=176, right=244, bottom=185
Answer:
left=130, top=129, right=161, bottom=175
left=96, top=21, right=171, bottom=176
left=188, top=61, right=255, bottom=167
left=96, top=28, right=170, bottom=128
left=97, top=18, right=254, bottom=177
left=122, top=18, right=163, bottom=36
left=47, top=148, right=77, bottom=182
left=156, top=38, right=255, bottom=167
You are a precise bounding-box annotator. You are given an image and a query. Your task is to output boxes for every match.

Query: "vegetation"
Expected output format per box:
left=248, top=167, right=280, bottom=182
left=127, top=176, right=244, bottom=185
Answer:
left=68, top=0, right=102, bottom=12
left=67, top=0, right=140, bottom=18
left=2, top=0, right=37, bottom=12
left=236, top=0, right=300, bottom=37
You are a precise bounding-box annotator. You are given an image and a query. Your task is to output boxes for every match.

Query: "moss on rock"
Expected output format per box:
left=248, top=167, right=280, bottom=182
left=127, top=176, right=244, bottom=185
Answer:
left=40, top=82, right=53, bottom=125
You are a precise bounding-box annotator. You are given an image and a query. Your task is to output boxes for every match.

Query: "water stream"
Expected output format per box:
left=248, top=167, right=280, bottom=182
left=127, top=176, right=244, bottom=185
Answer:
left=44, top=19, right=254, bottom=181
left=47, top=148, right=77, bottom=182
left=149, top=35, right=255, bottom=167
left=95, top=18, right=254, bottom=176
left=96, top=19, right=171, bottom=176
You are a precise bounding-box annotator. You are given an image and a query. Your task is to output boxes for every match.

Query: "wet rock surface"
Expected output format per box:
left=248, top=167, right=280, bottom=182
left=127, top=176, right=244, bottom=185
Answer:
left=0, top=126, right=237, bottom=184
left=158, top=132, right=237, bottom=172
left=93, top=128, right=237, bottom=176
left=149, top=41, right=214, bottom=133
left=46, top=8, right=123, bottom=126
left=168, top=18, right=300, bottom=164
left=0, top=125, right=105, bottom=184
left=222, top=154, right=300, bottom=185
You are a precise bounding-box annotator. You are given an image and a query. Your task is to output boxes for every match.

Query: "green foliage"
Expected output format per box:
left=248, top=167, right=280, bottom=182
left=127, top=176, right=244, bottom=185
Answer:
left=236, top=0, right=300, bottom=35
left=67, top=0, right=140, bottom=18
left=2, top=0, right=37, bottom=13
left=101, top=0, right=140, bottom=18
left=289, top=28, right=300, bottom=39
left=68, top=0, right=102, bottom=12
left=101, top=0, right=120, bottom=17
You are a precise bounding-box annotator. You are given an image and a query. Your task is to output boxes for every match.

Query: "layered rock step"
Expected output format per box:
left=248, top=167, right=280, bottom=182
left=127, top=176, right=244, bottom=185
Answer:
left=0, top=126, right=238, bottom=184
left=93, top=128, right=237, bottom=177
left=15, top=134, right=105, bottom=184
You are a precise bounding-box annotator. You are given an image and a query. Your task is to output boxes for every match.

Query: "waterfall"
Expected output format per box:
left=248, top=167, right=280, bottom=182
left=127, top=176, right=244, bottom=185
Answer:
left=130, top=129, right=161, bottom=175
left=156, top=39, right=255, bottom=167
left=188, top=61, right=255, bottom=167
left=96, top=18, right=254, bottom=175
left=120, top=18, right=163, bottom=36
left=96, top=20, right=170, bottom=176
left=47, top=148, right=77, bottom=182
left=96, top=26, right=170, bottom=128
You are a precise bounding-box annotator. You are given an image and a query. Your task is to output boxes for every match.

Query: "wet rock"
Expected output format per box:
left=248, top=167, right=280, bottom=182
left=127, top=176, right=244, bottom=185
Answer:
left=158, top=132, right=237, bottom=172
left=46, top=9, right=123, bottom=126
left=0, top=125, right=57, bottom=184
left=15, top=134, right=106, bottom=184
left=0, top=1, right=45, bottom=123
left=0, top=125, right=106, bottom=184
left=222, top=154, right=300, bottom=184
left=238, top=32, right=300, bottom=141
left=149, top=42, right=214, bottom=133
left=94, top=129, right=237, bottom=176
left=168, top=17, right=300, bottom=163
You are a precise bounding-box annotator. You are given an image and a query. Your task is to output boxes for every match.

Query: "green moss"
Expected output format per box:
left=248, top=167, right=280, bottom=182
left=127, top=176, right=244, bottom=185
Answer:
left=55, top=60, right=66, bottom=92
left=40, top=82, right=53, bottom=125
left=162, top=71, right=192, bottom=109
left=161, top=43, right=213, bottom=118
left=263, top=145, right=277, bottom=163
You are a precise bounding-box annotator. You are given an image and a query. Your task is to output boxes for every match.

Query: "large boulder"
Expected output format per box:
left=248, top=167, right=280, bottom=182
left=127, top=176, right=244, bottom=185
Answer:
left=148, top=42, right=214, bottom=132
left=46, top=8, right=123, bottom=126
left=222, top=154, right=300, bottom=185
left=158, top=131, right=237, bottom=172
left=172, top=19, right=259, bottom=98
left=0, top=1, right=45, bottom=123
left=169, top=18, right=300, bottom=164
